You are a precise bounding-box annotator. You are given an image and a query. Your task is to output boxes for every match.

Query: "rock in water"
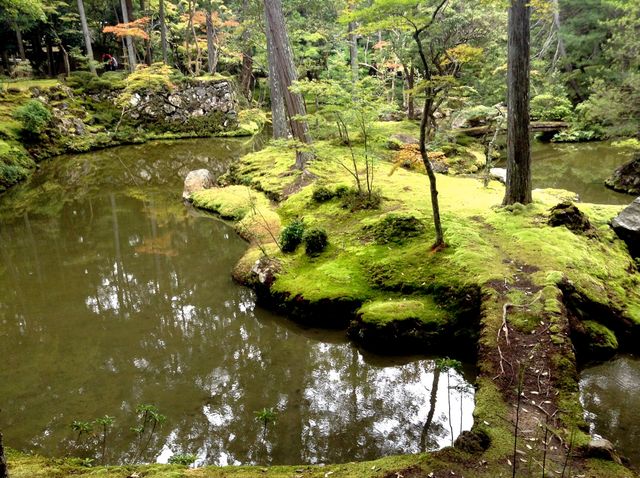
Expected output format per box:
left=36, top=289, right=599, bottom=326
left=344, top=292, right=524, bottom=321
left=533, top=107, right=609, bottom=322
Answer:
left=183, top=169, right=214, bottom=199
left=606, top=153, right=640, bottom=195
left=490, top=167, right=507, bottom=184
left=612, top=197, right=640, bottom=258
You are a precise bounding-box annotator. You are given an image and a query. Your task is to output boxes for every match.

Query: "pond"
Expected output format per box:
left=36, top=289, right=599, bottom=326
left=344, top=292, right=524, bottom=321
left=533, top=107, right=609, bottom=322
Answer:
left=508, top=140, right=636, bottom=205
left=0, top=138, right=475, bottom=466
left=580, top=356, right=640, bottom=466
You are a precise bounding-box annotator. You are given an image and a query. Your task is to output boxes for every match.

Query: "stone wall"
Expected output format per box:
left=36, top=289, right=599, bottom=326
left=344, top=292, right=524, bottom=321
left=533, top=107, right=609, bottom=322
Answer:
left=126, top=79, right=238, bottom=132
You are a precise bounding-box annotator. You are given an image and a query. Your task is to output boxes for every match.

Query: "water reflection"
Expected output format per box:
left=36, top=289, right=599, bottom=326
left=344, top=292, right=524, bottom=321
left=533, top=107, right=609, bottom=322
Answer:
left=498, top=140, right=635, bottom=205
left=0, top=139, right=474, bottom=465
left=580, top=356, right=640, bottom=467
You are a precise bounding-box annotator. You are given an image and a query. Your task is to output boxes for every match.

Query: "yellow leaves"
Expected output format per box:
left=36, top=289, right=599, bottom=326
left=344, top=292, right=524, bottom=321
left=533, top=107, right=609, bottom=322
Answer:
left=389, top=144, right=446, bottom=175
left=103, top=17, right=150, bottom=40
left=444, top=44, right=484, bottom=65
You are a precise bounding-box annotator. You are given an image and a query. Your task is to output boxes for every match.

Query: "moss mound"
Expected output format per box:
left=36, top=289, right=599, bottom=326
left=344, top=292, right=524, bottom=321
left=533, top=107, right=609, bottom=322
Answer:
left=364, top=213, right=425, bottom=244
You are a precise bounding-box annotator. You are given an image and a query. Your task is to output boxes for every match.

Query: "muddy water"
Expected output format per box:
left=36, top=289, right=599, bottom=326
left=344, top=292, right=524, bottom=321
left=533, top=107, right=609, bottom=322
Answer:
left=580, top=357, right=640, bottom=466
left=0, top=138, right=474, bottom=466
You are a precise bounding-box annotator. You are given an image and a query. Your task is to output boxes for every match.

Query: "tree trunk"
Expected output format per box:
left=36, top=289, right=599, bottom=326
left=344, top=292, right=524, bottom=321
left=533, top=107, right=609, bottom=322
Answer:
left=263, top=0, right=313, bottom=168
left=0, top=431, right=7, bottom=478
left=348, top=21, right=358, bottom=82
left=239, top=0, right=253, bottom=98
left=205, top=8, right=218, bottom=74
left=46, top=37, right=54, bottom=76
left=120, top=0, right=137, bottom=71
left=265, top=17, right=288, bottom=139
left=159, top=0, right=168, bottom=64
left=403, top=64, right=416, bottom=119
left=551, top=0, right=583, bottom=102
left=503, top=0, right=532, bottom=206
left=15, top=26, right=26, bottom=61
left=414, top=29, right=444, bottom=248
left=77, top=0, right=97, bottom=74
left=420, top=366, right=441, bottom=452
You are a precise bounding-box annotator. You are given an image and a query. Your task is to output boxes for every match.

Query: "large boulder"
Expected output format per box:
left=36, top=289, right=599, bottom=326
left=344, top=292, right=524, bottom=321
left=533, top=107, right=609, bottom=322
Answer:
left=606, top=154, right=640, bottom=195
left=611, top=198, right=640, bottom=258
left=490, top=167, right=506, bottom=184
left=183, top=169, right=214, bottom=199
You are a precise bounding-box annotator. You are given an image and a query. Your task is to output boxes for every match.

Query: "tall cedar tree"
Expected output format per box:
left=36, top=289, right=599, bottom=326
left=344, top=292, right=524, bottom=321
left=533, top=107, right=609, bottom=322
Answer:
left=264, top=0, right=313, bottom=169
left=76, top=0, right=96, bottom=74
left=503, top=0, right=532, bottom=205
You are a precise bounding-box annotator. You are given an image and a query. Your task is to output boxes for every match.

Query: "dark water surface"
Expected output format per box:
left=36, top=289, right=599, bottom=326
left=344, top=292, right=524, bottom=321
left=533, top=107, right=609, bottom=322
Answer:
left=0, top=138, right=474, bottom=466
left=529, top=141, right=635, bottom=205
left=580, top=356, right=640, bottom=466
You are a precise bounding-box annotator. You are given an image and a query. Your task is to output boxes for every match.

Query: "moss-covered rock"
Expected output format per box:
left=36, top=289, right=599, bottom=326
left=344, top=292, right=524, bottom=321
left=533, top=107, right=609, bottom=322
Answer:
left=605, top=153, right=640, bottom=195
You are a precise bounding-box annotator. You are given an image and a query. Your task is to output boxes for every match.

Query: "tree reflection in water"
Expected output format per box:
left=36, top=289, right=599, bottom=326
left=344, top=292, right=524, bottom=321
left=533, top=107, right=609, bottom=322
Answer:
left=0, top=139, right=475, bottom=466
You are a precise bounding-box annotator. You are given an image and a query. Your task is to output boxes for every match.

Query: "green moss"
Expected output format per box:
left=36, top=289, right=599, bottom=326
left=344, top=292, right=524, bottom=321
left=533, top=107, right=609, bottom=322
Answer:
left=191, top=186, right=261, bottom=220
left=358, top=297, right=447, bottom=326
left=583, top=320, right=619, bottom=354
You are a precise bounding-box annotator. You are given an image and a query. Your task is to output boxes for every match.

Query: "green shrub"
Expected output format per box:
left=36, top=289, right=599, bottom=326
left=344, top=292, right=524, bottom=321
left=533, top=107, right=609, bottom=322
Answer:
left=458, top=105, right=497, bottom=127
left=334, top=184, right=350, bottom=198
left=168, top=454, right=197, bottom=466
left=340, top=189, right=382, bottom=211
left=13, top=99, right=52, bottom=137
left=530, top=94, right=573, bottom=121
left=303, top=227, right=328, bottom=256
left=311, top=185, right=335, bottom=203
left=279, top=219, right=305, bottom=253
left=552, top=130, right=601, bottom=143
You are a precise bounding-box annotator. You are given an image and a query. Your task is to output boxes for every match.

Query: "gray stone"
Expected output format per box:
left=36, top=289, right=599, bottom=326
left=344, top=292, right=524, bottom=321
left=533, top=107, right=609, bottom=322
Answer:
left=129, top=93, right=141, bottom=107
left=183, top=169, right=215, bottom=199
left=163, top=104, right=176, bottom=114
left=192, top=108, right=204, bottom=117
left=611, top=197, right=640, bottom=258
left=387, top=133, right=419, bottom=150
left=490, top=168, right=507, bottom=184
left=167, top=94, right=182, bottom=107
left=586, top=438, right=622, bottom=464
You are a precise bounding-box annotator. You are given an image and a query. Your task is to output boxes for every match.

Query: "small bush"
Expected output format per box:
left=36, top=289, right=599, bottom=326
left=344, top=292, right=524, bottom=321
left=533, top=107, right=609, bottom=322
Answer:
left=11, top=60, right=33, bottom=79
left=13, top=99, right=52, bottom=137
left=334, top=184, right=350, bottom=198
left=279, top=219, right=305, bottom=253
left=311, top=185, right=334, bottom=203
left=340, top=189, right=382, bottom=211
left=552, top=130, right=601, bottom=143
left=168, top=454, right=197, bottom=466
left=303, top=227, right=328, bottom=256
left=530, top=94, right=573, bottom=121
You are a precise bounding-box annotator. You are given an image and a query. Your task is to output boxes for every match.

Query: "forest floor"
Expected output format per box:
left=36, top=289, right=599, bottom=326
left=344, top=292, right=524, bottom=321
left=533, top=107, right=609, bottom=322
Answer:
left=6, top=120, right=640, bottom=477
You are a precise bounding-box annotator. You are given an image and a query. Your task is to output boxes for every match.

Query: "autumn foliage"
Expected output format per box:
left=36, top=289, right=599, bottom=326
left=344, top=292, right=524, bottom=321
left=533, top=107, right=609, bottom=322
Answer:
left=103, top=17, right=151, bottom=40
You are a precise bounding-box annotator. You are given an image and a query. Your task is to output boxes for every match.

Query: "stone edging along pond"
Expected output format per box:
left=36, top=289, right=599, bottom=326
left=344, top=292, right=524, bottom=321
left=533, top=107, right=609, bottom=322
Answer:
left=184, top=138, right=640, bottom=477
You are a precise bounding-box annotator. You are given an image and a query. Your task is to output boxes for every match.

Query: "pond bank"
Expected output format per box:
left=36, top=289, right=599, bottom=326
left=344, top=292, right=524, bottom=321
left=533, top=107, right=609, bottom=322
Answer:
left=0, top=76, right=264, bottom=195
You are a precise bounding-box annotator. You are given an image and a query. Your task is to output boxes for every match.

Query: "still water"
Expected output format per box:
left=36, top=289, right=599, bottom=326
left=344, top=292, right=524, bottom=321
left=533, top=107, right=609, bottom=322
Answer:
left=529, top=141, right=635, bottom=205
left=0, top=138, right=474, bottom=466
left=580, top=357, right=640, bottom=466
